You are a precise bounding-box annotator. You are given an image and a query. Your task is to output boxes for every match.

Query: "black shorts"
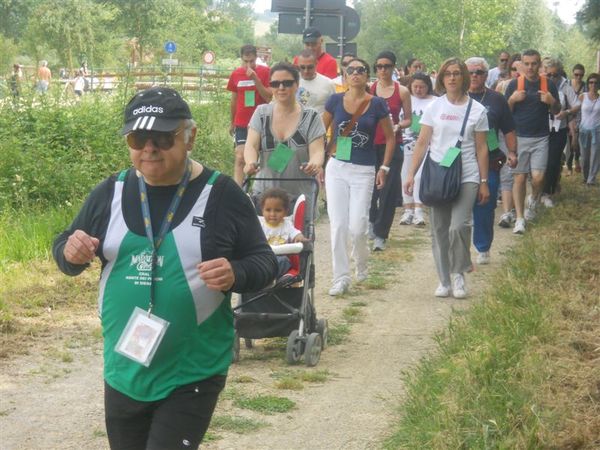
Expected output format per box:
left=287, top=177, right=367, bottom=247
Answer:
left=234, top=126, right=248, bottom=147
left=104, top=375, right=226, bottom=450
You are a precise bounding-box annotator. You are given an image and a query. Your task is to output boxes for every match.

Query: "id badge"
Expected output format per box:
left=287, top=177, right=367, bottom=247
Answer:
left=486, top=129, right=499, bottom=151
left=267, top=142, right=294, bottom=173
left=410, top=113, right=422, bottom=133
left=244, top=90, right=255, bottom=107
left=440, top=146, right=461, bottom=167
left=336, top=136, right=352, bottom=161
left=115, top=306, right=169, bottom=367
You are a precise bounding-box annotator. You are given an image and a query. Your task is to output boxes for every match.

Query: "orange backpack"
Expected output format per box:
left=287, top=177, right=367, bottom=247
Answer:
left=517, top=74, right=548, bottom=92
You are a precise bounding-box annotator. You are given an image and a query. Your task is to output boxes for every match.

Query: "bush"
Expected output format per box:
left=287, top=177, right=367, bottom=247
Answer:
left=0, top=91, right=232, bottom=210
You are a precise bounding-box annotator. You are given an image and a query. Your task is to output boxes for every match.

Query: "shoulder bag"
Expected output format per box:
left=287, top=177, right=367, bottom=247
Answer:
left=419, top=97, right=472, bottom=207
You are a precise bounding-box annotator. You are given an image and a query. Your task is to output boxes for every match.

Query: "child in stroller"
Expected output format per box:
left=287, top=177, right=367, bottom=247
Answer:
left=259, top=188, right=308, bottom=279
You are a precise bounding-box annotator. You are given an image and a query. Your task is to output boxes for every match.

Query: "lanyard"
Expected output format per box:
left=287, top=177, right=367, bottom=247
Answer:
left=138, top=159, right=192, bottom=313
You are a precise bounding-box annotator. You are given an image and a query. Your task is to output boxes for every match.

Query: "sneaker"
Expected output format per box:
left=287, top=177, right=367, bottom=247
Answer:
left=513, top=218, right=526, bottom=234
left=450, top=273, right=467, bottom=299
left=525, top=196, right=537, bottom=221
left=412, top=209, right=426, bottom=226
left=367, top=222, right=375, bottom=240
left=434, top=284, right=450, bottom=297
left=476, top=251, right=490, bottom=265
left=399, top=210, right=414, bottom=225
left=498, top=212, right=512, bottom=228
left=356, top=271, right=368, bottom=283
left=540, top=195, right=554, bottom=208
left=328, top=280, right=349, bottom=296
left=373, top=237, right=386, bottom=251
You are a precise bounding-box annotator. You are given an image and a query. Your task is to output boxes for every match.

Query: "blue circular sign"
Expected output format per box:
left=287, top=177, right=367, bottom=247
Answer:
left=164, top=41, right=176, bottom=54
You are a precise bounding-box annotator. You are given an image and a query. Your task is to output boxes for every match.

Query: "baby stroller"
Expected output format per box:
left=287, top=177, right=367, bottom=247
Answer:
left=233, top=177, right=328, bottom=366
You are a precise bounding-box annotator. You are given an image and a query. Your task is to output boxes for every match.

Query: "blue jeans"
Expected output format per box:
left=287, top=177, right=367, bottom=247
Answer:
left=472, top=170, right=499, bottom=253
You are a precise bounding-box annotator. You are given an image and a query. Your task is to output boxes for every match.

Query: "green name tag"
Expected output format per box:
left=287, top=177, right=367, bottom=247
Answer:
left=267, top=143, right=294, bottom=173
left=244, top=90, right=255, bottom=107
left=336, top=136, right=352, bottom=161
left=410, top=113, right=422, bottom=133
left=486, top=129, right=499, bottom=151
left=439, top=146, right=461, bottom=167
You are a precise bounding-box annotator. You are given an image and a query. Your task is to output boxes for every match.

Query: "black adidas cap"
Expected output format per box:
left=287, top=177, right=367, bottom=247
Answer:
left=121, top=87, right=192, bottom=135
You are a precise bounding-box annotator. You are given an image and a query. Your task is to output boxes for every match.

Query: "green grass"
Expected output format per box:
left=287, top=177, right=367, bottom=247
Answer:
left=327, top=322, right=351, bottom=346
left=233, top=395, right=296, bottom=414
left=385, top=179, right=600, bottom=449
left=209, top=415, right=268, bottom=434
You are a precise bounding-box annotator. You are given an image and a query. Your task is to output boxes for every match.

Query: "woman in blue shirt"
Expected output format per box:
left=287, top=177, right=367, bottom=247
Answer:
left=322, top=58, right=395, bottom=296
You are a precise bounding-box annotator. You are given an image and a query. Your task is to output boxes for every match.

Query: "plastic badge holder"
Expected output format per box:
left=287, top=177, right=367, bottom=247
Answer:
left=115, top=306, right=170, bottom=367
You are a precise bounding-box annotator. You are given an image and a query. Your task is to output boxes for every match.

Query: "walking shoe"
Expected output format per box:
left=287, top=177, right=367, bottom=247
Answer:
left=372, top=237, right=386, bottom=251
left=399, top=210, right=414, bottom=225
left=450, top=273, right=467, bottom=299
left=368, top=222, right=375, bottom=240
left=524, top=196, right=537, bottom=221
left=476, top=251, right=490, bottom=265
left=328, top=280, right=349, bottom=296
left=412, top=209, right=426, bottom=226
left=513, top=218, right=526, bottom=234
left=498, top=212, right=512, bottom=228
left=434, top=284, right=450, bottom=298
left=356, top=271, right=368, bottom=283
left=540, top=195, right=554, bottom=208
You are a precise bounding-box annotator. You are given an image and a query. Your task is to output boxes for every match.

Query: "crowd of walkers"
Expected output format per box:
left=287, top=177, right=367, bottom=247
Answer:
left=227, top=30, right=598, bottom=300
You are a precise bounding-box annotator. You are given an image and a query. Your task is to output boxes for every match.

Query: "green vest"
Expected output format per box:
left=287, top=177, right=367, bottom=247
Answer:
left=99, top=171, right=232, bottom=401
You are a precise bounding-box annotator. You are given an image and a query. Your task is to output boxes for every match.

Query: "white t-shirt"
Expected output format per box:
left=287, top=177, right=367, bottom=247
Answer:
left=402, top=95, right=436, bottom=153
left=420, top=95, right=489, bottom=184
left=74, top=76, right=85, bottom=92
left=259, top=217, right=301, bottom=246
left=298, top=73, right=336, bottom=114
left=486, top=66, right=501, bottom=88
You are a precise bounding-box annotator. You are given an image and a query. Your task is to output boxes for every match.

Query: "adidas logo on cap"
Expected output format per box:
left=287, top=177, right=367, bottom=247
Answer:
left=132, top=105, right=164, bottom=115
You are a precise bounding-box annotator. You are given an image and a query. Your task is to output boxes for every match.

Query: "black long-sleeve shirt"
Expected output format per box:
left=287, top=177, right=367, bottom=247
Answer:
left=53, top=166, right=277, bottom=293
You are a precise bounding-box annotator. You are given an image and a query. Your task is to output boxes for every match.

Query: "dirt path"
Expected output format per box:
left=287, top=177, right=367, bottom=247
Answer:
left=0, top=211, right=514, bottom=450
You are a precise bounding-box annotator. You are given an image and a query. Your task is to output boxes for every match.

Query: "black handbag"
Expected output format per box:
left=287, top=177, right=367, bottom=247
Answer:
left=419, top=98, right=472, bottom=207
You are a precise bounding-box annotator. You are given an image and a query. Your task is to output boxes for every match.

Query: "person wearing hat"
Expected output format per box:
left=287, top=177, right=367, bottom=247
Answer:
left=52, top=86, right=277, bottom=449
left=293, top=27, right=338, bottom=79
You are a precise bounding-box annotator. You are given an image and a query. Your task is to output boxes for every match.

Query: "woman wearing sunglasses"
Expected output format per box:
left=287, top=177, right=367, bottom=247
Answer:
left=403, top=58, right=490, bottom=299
left=368, top=51, right=412, bottom=250
left=322, top=58, right=395, bottom=296
left=578, top=73, right=600, bottom=186
left=244, top=62, right=326, bottom=198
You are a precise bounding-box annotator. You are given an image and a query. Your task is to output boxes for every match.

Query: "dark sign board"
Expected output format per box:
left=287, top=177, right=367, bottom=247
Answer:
left=278, top=13, right=339, bottom=37
left=272, top=0, right=345, bottom=13
left=326, top=42, right=357, bottom=59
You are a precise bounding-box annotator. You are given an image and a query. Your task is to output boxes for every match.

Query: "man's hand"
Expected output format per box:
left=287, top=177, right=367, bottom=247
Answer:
left=197, top=258, right=235, bottom=291
left=507, top=151, right=518, bottom=169
left=246, top=67, right=257, bottom=80
left=510, top=90, right=527, bottom=104
left=555, top=109, right=568, bottom=120
left=63, top=229, right=99, bottom=265
left=478, top=182, right=490, bottom=205
left=539, top=90, right=556, bottom=106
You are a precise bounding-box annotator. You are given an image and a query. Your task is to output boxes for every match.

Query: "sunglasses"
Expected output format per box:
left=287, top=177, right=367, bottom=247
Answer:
left=510, top=67, right=518, bottom=71
left=126, top=128, right=183, bottom=150
left=468, top=70, right=487, bottom=76
left=269, top=79, right=295, bottom=88
left=573, top=72, right=584, bottom=77
left=298, top=64, right=315, bottom=71
left=443, top=71, right=462, bottom=78
left=346, top=66, right=367, bottom=75
left=547, top=73, right=560, bottom=78
left=500, top=58, right=508, bottom=62
left=375, top=64, right=394, bottom=70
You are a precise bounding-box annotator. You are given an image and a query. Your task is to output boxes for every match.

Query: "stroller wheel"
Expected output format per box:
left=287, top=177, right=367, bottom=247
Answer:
left=232, top=332, right=240, bottom=363
left=304, top=332, right=322, bottom=367
left=286, top=330, right=302, bottom=365
left=244, top=338, right=253, bottom=349
left=316, top=318, right=328, bottom=349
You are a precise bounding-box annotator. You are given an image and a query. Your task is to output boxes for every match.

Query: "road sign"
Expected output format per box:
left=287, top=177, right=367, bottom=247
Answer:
left=203, top=51, right=216, bottom=65
left=162, top=58, right=178, bottom=66
left=278, top=6, right=360, bottom=42
left=271, top=0, right=345, bottom=13
left=164, top=41, right=176, bottom=54
left=325, top=42, right=357, bottom=58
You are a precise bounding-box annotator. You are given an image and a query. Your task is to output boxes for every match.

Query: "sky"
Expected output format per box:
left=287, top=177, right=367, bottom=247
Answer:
left=253, top=0, right=582, bottom=24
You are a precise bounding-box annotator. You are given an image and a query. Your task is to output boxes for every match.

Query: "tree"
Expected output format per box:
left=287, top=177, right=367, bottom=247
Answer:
left=577, top=0, right=600, bottom=43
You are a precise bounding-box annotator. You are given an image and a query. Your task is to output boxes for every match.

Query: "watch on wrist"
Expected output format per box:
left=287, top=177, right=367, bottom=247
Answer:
left=480, top=178, right=488, bottom=183
left=379, top=165, right=390, bottom=173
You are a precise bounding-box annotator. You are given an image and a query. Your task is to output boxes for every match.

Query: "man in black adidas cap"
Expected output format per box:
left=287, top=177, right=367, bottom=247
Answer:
left=293, top=26, right=338, bottom=79
left=53, top=86, right=277, bottom=449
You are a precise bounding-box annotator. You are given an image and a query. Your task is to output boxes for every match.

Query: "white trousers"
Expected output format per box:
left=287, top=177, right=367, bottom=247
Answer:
left=325, top=158, right=375, bottom=285
left=401, top=149, right=424, bottom=204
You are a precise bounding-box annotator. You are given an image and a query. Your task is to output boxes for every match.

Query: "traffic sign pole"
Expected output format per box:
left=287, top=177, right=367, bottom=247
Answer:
left=304, top=0, right=311, bottom=28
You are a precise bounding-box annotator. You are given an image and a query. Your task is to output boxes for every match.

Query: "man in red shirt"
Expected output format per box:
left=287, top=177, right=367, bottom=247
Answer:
left=227, top=44, right=272, bottom=185
left=293, top=27, right=338, bottom=80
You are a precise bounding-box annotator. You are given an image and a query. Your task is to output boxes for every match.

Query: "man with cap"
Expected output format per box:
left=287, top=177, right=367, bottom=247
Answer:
left=297, top=49, right=336, bottom=114
left=53, top=86, right=277, bottom=449
left=294, top=27, right=338, bottom=79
